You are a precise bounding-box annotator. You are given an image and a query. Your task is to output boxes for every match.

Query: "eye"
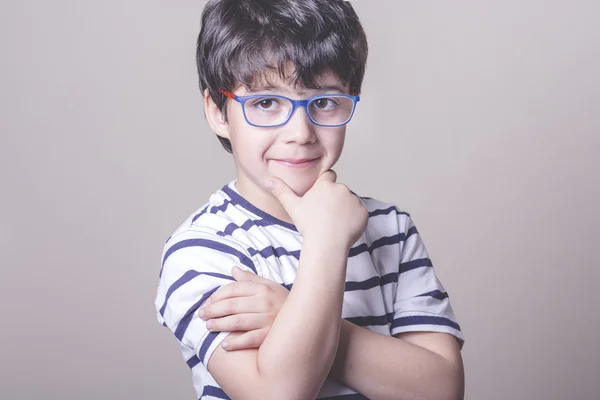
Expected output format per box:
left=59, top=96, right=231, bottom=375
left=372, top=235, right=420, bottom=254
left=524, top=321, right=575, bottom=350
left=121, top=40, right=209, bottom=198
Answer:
left=259, top=99, right=274, bottom=109
left=312, top=97, right=338, bottom=110
left=251, top=97, right=280, bottom=111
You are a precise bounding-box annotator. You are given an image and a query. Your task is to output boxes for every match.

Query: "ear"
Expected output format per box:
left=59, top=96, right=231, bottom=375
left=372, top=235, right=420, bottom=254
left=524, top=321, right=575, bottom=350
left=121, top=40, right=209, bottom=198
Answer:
left=203, top=88, right=230, bottom=139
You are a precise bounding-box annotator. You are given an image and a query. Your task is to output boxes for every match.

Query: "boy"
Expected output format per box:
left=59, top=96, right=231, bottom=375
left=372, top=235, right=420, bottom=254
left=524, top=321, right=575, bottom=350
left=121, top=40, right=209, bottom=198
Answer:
left=155, top=0, right=465, bottom=399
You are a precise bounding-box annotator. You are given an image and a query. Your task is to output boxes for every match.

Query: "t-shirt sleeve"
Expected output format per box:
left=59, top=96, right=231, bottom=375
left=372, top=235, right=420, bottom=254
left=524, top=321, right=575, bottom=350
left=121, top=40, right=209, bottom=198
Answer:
left=154, top=229, right=259, bottom=366
left=391, top=214, right=465, bottom=347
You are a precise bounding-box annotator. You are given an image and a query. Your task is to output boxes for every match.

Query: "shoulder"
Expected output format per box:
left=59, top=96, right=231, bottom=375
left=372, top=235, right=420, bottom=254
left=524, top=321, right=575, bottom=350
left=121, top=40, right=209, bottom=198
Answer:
left=160, top=187, right=259, bottom=277
left=358, top=196, right=412, bottom=236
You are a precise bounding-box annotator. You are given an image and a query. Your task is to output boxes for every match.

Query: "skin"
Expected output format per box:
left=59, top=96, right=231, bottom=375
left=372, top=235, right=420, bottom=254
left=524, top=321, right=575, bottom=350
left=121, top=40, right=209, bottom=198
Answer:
left=200, top=68, right=465, bottom=399
left=205, top=69, right=349, bottom=225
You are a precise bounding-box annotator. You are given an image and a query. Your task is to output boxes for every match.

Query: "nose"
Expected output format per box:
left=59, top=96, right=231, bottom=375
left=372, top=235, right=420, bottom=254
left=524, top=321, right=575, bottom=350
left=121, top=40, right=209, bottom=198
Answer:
left=280, top=106, right=317, bottom=145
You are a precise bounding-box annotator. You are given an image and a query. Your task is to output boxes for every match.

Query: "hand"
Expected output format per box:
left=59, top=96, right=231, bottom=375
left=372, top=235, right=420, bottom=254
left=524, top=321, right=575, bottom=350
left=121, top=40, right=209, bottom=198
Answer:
left=198, top=266, right=289, bottom=351
left=265, top=170, right=368, bottom=250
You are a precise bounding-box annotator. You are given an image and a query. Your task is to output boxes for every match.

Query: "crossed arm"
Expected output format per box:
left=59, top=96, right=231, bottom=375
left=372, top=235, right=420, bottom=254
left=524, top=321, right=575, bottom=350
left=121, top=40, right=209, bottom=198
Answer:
left=203, top=265, right=464, bottom=400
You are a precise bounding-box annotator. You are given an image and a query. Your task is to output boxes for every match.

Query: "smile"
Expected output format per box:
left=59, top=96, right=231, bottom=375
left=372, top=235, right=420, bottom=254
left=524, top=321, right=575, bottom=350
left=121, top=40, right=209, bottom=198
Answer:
left=269, top=158, right=320, bottom=169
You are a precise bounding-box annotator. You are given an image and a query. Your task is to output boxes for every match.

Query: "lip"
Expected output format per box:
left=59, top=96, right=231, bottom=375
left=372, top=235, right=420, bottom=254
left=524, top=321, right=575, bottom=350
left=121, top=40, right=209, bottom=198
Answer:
left=270, top=157, right=320, bottom=168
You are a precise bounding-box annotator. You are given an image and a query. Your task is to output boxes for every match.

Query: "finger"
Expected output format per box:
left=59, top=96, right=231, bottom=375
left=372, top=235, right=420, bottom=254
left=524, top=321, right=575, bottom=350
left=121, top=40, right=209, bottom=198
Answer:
left=264, top=177, right=300, bottom=211
left=200, top=296, right=266, bottom=319
left=318, top=169, right=337, bottom=183
left=207, top=313, right=268, bottom=332
left=222, top=328, right=269, bottom=351
left=208, top=281, right=262, bottom=304
left=232, top=266, right=272, bottom=284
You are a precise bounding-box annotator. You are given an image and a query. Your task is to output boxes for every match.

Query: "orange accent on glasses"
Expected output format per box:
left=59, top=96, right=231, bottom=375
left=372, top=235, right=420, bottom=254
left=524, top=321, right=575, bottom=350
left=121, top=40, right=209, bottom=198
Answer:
left=218, top=89, right=235, bottom=99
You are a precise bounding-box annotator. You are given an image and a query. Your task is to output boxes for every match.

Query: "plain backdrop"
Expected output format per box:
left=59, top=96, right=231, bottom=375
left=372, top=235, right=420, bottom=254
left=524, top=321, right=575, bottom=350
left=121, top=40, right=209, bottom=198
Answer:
left=2, top=1, right=599, bottom=399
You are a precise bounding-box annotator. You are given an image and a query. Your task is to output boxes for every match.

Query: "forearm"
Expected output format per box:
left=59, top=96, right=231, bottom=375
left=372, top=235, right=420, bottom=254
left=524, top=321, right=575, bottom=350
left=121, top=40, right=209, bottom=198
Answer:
left=330, top=320, right=464, bottom=400
left=256, top=238, right=349, bottom=398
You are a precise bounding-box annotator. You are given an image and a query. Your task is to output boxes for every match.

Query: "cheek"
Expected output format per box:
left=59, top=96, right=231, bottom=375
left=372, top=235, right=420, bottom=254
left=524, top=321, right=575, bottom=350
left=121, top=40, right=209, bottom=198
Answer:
left=231, top=128, right=275, bottom=163
left=320, top=129, right=346, bottom=159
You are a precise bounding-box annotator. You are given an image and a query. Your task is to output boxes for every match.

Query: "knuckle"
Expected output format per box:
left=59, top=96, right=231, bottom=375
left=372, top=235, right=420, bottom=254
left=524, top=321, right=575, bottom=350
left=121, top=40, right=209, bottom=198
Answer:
left=224, top=300, right=235, bottom=314
left=231, top=284, right=243, bottom=297
left=259, top=285, right=270, bottom=296
left=261, top=298, right=272, bottom=312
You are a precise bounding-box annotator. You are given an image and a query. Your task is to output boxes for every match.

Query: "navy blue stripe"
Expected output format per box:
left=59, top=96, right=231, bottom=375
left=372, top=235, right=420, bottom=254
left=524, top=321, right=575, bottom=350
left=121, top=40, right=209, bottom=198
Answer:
left=161, top=238, right=256, bottom=276
left=159, top=271, right=234, bottom=317
left=399, top=258, right=432, bottom=274
left=380, top=272, right=398, bottom=285
left=191, top=204, right=211, bottom=223
left=368, top=206, right=396, bottom=217
left=320, top=394, right=369, bottom=400
left=345, top=313, right=391, bottom=327
left=217, top=218, right=300, bottom=237
left=392, top=315, right=461, bottom=331
left=418, top=290, right=449, bottom=300
left=201, top=385, right=231, bottom=399
left=220, top=222, right=241, bottom=236
left=187, top=355, right=201, bottom=369
left=174, top=286, right=220, bottom=341
left=406, top=225, right=418, bottom=239
left=199, top=331, right=221, bottom=364
left=222, top=184, right=298, bottom=232
left=368, top=206, right=410, bottom=218
left=209, top=200, right=233, bottom=215
left=344, top=272, right=396, bottom=291
left=349, top=233, right=406, bottom=258
left=345, top=276, right=380, bottom=291
left=370, top=233, right=404, bottom=252
left=284, top=272, right=398, bottom=294
left=248, top=245, right=301, bottom=260
left=348, top=243, right=368, bottom=257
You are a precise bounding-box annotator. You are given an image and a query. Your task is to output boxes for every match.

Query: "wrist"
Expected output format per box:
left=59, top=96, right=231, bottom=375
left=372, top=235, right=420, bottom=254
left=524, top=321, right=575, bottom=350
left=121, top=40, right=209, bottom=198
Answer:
left=302, top=232, right=352, bottom=255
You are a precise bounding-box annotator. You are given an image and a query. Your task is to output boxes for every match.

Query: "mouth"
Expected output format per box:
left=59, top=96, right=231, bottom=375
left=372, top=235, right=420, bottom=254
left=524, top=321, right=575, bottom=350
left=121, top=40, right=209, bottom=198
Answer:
left=269, top=157, right=321, bottom=169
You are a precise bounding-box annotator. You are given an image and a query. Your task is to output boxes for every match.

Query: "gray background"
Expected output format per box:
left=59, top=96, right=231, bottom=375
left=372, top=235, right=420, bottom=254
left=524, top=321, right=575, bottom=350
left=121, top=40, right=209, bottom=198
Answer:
left=2, top=0, right=599, bottom=399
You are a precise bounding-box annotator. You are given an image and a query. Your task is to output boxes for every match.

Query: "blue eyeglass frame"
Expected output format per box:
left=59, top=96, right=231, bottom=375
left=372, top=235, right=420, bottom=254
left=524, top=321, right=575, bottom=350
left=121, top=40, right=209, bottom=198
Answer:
left=219, top=89, right=360, bottom=128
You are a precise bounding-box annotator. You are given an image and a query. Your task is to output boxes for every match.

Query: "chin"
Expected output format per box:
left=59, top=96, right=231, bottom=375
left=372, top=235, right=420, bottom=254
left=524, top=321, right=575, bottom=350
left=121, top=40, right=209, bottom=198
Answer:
left=282, top=175, right=319, bottom=197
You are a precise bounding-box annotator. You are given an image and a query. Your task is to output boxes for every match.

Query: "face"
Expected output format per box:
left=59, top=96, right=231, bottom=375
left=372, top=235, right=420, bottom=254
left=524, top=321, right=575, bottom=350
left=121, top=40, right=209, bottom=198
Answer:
left=205, top=68, right=350, bottom=220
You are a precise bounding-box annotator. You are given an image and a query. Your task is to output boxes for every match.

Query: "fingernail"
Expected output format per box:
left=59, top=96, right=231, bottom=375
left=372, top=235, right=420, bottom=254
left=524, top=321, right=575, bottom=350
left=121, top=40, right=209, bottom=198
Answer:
left=198, top=308, right=205, bottom=318
left=206, top=320, right=212, bottom=330
left=206, top=298, right=212, bottom=306
left=264, top=179, right=274, bottom=190
left=222, top=342, right=229, bottom=350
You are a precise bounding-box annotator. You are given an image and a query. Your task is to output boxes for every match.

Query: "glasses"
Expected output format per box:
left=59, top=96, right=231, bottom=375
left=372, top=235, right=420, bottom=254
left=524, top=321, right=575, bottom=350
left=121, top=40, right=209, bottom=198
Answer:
left=219, top=89, right=360, bottom=128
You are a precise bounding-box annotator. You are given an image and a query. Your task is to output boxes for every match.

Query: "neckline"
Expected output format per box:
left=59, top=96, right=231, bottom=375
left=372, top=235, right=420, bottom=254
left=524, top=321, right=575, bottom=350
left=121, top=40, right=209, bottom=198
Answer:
left=221, top=181, right=299, bottom=233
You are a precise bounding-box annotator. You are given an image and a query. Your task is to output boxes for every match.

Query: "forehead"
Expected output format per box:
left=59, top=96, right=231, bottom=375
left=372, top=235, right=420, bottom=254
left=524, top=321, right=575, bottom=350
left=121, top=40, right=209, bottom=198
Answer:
left=238, top=63, right=348, bottom=96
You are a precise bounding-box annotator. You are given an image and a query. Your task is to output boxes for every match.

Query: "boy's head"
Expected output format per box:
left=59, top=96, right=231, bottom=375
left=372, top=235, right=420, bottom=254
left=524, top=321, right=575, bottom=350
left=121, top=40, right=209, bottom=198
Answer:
left=197, top=0, right=368, bottom=197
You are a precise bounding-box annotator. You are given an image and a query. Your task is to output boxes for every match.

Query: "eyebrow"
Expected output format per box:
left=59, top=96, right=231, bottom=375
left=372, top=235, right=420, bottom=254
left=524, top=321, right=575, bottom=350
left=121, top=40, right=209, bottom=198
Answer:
left=250, top=84, right=347, bottom=95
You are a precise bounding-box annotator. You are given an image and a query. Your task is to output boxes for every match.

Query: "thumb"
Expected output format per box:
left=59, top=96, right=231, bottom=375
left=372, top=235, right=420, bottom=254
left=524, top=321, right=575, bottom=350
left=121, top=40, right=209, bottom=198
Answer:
left=264, top=178, right=300, bottom=212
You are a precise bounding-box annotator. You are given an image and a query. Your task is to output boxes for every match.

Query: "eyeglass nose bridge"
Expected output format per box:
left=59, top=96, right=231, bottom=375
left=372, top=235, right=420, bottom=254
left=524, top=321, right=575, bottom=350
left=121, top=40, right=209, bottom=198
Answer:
left=286, top=98, right=314, bottom=124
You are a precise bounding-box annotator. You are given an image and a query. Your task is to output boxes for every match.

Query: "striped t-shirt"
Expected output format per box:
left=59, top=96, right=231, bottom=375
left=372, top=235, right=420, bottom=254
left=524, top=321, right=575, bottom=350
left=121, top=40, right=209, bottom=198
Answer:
left=155, top=181, right=464, bottom=400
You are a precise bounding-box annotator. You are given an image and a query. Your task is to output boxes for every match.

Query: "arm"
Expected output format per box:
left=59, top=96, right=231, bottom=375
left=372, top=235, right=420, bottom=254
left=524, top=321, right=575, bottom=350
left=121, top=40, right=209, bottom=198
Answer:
left=330, top=321, right=464, bottom=400
left=205, top=280, right=463, bottom=400
left=208, top=238, right=349, bottom=400
left=330, top=212, right=465, bottom=399
left=207, top=172, right=368, bottom=400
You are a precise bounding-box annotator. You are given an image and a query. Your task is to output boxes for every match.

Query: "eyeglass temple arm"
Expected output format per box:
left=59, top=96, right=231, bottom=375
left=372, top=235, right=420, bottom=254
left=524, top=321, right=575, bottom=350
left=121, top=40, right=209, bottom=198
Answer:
left=218, top=89, right=236, bottom=99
